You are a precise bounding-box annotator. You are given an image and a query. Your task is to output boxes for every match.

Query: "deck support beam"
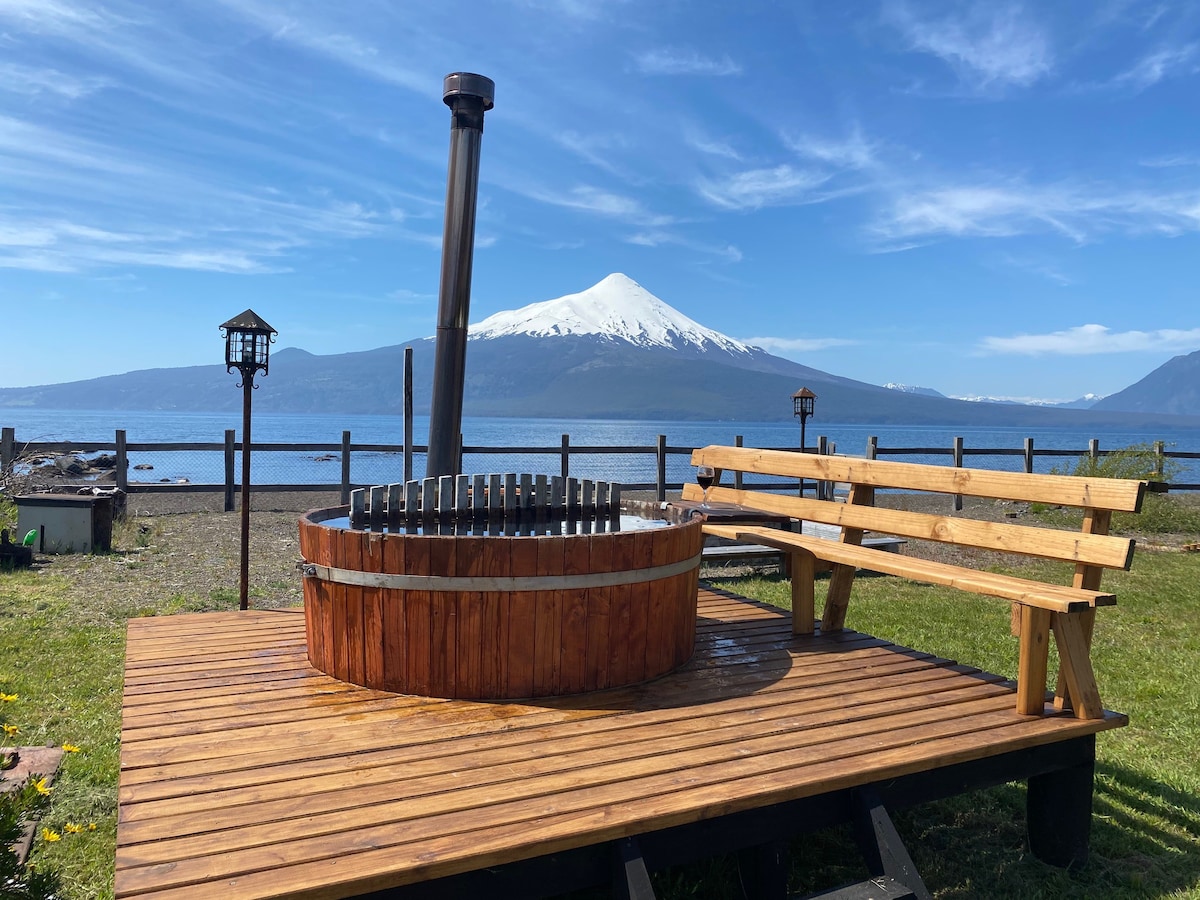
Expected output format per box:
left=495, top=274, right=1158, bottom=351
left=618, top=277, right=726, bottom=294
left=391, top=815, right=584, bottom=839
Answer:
left=737, top=839, right=789, bottom=900
left=851, top=788, right=932, bottom=900
left=612, top=836, right=657, bottom=900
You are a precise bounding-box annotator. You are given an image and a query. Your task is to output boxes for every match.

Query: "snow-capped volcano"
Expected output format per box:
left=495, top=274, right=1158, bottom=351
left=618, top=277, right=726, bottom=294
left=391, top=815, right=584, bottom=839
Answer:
left=469, top=273, right=755, bottom=356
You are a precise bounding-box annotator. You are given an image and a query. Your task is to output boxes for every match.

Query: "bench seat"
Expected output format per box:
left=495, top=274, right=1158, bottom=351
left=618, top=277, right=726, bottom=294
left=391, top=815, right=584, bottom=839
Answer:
left=703, top=524, right=1115, bottom=613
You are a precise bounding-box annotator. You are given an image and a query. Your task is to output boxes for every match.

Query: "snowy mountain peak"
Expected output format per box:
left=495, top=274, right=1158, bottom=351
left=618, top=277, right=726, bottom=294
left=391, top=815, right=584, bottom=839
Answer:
left=469, top=273, right=755, bottom=354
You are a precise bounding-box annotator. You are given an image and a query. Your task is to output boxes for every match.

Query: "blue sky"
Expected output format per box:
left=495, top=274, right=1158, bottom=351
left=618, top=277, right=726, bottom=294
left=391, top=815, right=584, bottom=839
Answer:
left=2, top=1, right=1198, bottom=403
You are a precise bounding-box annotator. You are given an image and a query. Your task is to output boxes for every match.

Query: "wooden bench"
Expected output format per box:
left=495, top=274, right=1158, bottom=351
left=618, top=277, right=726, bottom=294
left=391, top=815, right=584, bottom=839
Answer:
left=684, top=445, right=1152, bottom=721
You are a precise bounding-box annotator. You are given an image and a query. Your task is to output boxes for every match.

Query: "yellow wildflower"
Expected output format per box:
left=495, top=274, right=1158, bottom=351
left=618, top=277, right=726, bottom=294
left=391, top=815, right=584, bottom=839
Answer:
left=42, top=828, right=61, bottom=842
left=64, top=823, right=83, bottom=834
left=2, top=723, right=18, bottom=737
left=33, top=777, right=53, bottom=795
left=62, top=743, right=81, bottom=753
left=87, top=823, right=97, bottom=831
left=0, top=692, right=16, bottom=702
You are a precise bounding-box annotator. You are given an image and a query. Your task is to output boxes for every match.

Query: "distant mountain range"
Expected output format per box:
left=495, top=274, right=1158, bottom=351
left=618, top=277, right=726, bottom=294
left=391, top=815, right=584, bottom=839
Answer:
left=884, top=383, right=1106, bottom=410
left=1, top=273, right=1197, bottom=425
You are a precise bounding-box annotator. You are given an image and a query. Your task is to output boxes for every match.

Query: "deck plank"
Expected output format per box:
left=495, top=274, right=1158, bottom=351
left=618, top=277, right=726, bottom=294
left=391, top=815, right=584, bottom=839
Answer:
left=115, top=589, right=1124, bottom=900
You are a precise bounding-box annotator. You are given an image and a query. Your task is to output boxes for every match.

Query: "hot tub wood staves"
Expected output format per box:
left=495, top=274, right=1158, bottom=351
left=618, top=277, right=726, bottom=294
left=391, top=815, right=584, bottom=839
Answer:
left=297, top=508, right=704, bottom=699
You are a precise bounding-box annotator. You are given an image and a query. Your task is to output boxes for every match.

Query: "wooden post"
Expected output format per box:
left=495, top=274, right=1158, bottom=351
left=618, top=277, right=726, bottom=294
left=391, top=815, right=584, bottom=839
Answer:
left=223, top=430, right=236, bottom=512
left=656, top=434, right=666, bottom=502
left=1016, top=605, right=1052, bottom=715
left=1024, top=437, right=1034, bottom=475
left=340, top=430, right=352, bottom=505
left=866, top=435, right=877, bottom=460
left=734, top=435, right=743, bottom=490
left=1, top=426, right=14, bottom=471
left=1154, top=440, right=1165, bottom=480
left=403, top=346, right=414, bottom=483
left=953, top=436, right=964, bottom=511
left=560, top=433, right=570, bottom=481
left=1027, top=740, right=1095, bottom=870
left=817, top=435, right=829, bottom=500
left=115, top=429, right=128, bottom=492
left=1089, top=438, right=1099, bottom=467
left=791, top=549, right=815, bottom=635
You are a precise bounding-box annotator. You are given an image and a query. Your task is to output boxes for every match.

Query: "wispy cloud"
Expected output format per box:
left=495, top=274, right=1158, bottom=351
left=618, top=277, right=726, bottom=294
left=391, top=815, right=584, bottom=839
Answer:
left=520, top=184, right=676, bottom=227
left=1140, top=153, right=1200, bottom=168
left=1111, top=43, right=1199, bottom=91
left=786, top=130, right=878, bottom=171
left=697, top=165, right=832, bottom=211
left=634, top=48, right=742, bottom=77
left=211, top=0, right=429, bottom=94
left=743, top=336, right=858, bottom=353
left=885, top=2, right=1053, bottom=90
left=980, top=323, right=1200, bottom=355
left=872, top=179, right=1200, bottom=245
left=0, top=62, right=111, bottom=99
left=685, top=129, right=742, bottom=162
left=626, top=230, right=742, bottom=263
left=995, top=253, right=1074, bottom=285
left=553, top=130, right=633, bottom=177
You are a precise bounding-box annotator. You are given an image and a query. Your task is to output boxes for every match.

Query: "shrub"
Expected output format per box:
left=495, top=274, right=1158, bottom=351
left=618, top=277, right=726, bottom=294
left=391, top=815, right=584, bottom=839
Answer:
left=1037, top=443, right=1200, bottom=534
left=1054, top=442, right=1179, bottom=483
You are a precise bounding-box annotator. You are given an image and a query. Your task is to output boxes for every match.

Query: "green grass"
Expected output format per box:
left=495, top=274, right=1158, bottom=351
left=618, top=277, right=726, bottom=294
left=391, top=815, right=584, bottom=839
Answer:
left=3, top=545, right=1199, bottom=898
left=698, top=554, right=1200, bottom=899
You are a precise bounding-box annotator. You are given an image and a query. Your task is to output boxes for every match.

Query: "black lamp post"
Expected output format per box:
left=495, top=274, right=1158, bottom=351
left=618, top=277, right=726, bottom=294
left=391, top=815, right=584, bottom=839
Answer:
left=221, top=309, right=277, bottom=611
left=792, top=387, right=817, bottom=497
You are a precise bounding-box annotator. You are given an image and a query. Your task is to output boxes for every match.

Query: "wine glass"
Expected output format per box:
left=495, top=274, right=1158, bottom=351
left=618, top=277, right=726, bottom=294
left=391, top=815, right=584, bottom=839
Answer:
left=696, top=465, right=715, bottom=510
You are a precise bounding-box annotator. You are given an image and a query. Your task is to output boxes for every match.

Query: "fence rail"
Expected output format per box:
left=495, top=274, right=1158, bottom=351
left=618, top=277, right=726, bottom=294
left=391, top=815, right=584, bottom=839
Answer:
left=2, top=426, right=1194, bottom=509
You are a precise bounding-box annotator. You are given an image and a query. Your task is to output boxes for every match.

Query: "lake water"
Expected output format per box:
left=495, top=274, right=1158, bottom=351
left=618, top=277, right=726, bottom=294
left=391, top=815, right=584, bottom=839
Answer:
left=4, top=409, right=1199, bottom=487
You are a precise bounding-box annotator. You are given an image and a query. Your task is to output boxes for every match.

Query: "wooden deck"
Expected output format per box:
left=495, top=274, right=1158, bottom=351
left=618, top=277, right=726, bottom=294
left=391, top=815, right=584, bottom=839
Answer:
left=115, top=588, right=1125, bottom=900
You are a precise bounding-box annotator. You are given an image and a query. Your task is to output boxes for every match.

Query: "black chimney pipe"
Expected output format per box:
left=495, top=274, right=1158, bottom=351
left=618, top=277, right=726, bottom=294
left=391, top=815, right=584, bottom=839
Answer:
left=426, top=72, right=494, bottom=478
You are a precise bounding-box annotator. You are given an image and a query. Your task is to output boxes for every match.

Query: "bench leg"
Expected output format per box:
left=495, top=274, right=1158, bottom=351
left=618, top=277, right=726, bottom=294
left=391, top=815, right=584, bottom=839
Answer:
left=1016, top=606, right=1051, bottom=715
left=820, top=563, right=857, bottom=632
left=1051, top=612, right=1103, bottom=719
left=791, top=550, right=815, bottom=635
left=1027, top=738, right=1095, bottom=870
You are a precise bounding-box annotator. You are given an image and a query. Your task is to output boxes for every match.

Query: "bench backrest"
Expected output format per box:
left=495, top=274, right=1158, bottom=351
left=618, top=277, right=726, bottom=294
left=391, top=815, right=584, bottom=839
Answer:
left=686, top=445, right=1146, bottom=571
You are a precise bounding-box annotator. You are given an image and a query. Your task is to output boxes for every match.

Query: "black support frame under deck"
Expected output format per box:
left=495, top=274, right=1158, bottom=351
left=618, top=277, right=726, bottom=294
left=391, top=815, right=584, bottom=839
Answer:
left=359, top=734, right=1096, bottom=900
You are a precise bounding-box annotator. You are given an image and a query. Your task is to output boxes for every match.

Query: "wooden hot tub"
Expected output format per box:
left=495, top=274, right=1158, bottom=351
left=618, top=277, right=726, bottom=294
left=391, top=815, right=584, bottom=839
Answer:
left=298, top=506, right=703, bottom=699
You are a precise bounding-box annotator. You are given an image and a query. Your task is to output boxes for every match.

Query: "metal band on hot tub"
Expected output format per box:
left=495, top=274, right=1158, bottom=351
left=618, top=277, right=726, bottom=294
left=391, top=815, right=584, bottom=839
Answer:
left=301, top=553, right=702, bottom=592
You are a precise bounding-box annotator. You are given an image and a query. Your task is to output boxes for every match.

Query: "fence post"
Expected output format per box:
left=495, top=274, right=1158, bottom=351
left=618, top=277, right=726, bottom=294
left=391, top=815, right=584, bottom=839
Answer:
left=734, top=435, right=743, bottom=490
left=866, top=435, right=877, bottom=460
left=561, top=434, right=570, bottom=481
left=656, top=434, right=667, bottom=502
left=115, top=429, right=128, bottom=492
left=341, top=430, right=352, bottom=505
left=223, top=430, right=236, bottom=512
left=1154, top=440, right=1165, bottom=481
left=403, top=346, right=414, bottom=482
left=2, top=426, right=14, bottom=470
left=1089, top=439, right=1100, bottom=469
left=953, top=435, right=964, bottom=511
left=1024, top=437, right=1034, bottom=475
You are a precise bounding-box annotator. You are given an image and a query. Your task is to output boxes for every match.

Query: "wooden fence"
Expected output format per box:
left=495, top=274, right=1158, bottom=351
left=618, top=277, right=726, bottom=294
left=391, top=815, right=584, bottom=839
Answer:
left=3, top=426, right=1196, bottom=511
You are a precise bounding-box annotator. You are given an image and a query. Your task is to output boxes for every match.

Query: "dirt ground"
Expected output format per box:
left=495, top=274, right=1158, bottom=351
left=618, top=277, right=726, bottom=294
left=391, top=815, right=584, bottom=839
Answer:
left=23, top=487, right=1191, bottom=617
